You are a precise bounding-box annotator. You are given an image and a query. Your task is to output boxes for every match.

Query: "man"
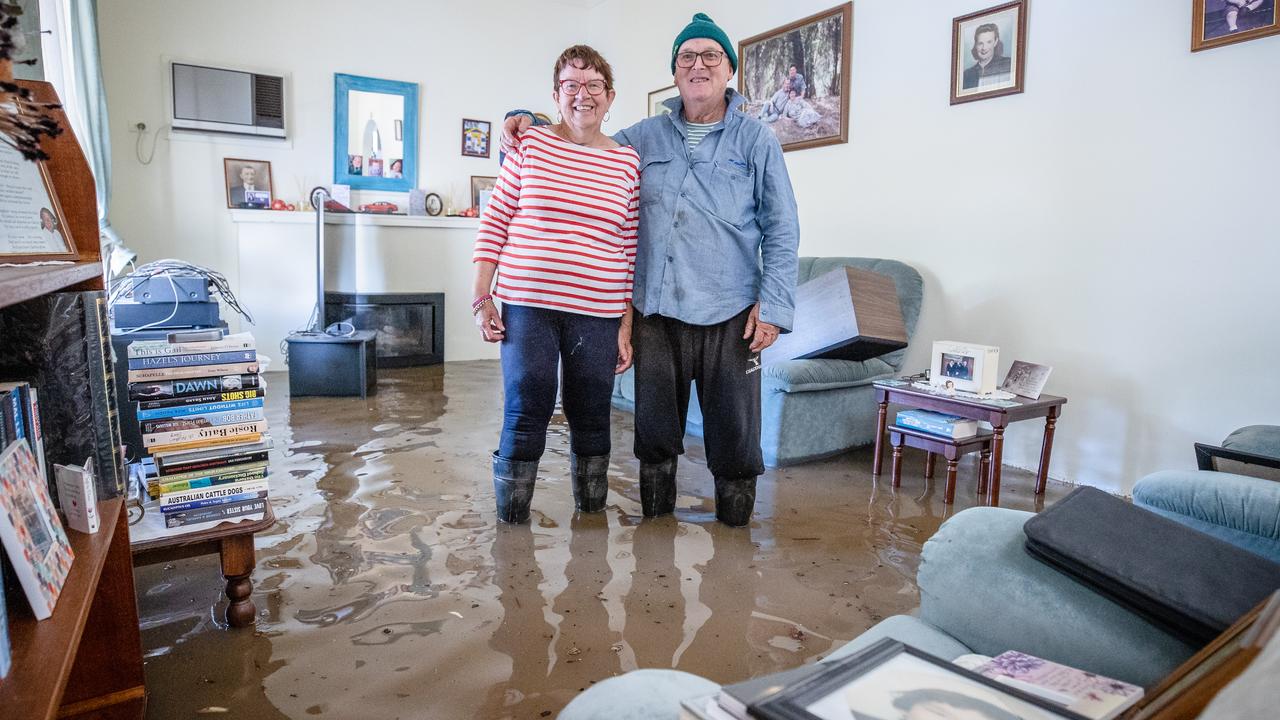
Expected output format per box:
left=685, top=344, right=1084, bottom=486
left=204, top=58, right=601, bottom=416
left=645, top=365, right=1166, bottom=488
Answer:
left=962, top=23, right=1012, bottom=90
left=229, top=165, right=261, bottom=206
left=505, top=13, right=799, bottom=527
left=786, top=65, right=807, bottom=98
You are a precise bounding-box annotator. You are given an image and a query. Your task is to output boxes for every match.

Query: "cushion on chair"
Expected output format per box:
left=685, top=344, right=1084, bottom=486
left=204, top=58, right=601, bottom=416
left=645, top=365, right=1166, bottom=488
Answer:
left=762, top=357, right=894, bottom=393
left=1221, top=425, right=1280, bottom=459
left=821, top=615, right=972, bottom=664
left=557, top=668, right=719, bottom=720
left=917, top=507, right=1198, bottom=687
left=1133, top=470, right=1280, bottom=564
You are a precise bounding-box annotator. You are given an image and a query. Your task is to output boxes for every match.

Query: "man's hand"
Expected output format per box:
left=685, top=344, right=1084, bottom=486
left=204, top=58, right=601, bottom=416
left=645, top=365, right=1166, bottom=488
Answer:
left=501, top=114, right=533, bottom=150
left=743, top=302, right=780, bottom=353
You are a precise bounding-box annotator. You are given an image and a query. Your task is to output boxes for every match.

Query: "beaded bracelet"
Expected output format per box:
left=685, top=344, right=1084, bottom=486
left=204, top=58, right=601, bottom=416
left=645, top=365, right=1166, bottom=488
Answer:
left=471, top=294, right=493, bottom=315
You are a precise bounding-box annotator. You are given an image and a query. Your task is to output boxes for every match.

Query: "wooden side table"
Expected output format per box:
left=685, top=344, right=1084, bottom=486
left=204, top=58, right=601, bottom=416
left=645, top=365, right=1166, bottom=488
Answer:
left=872, top=381, right=1067, bottom=507
left=889, top=425, right=993, bottom=504
left=130, top=504, right=276, bottom=628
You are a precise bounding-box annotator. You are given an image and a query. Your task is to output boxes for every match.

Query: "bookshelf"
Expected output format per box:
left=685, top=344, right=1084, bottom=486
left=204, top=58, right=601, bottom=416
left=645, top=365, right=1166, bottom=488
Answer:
left=0, top=81, right=145, bottom=719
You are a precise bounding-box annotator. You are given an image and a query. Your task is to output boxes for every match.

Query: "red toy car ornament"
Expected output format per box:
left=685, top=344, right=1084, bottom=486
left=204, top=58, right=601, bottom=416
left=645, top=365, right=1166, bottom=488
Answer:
left=359, top=201, right=399, bottom=214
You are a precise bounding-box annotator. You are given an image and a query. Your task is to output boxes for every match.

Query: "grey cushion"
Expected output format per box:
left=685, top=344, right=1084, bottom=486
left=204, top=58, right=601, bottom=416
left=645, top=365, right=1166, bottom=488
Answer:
left=558, top=668, right=718, bottom=720
left=917, top=507, right=1197, bottom=687
left=1133, top=469, right=1280, bottom=564
left=1222, top=425, right=1280, bottom=459
left=762, top=357, right=894, bottom=393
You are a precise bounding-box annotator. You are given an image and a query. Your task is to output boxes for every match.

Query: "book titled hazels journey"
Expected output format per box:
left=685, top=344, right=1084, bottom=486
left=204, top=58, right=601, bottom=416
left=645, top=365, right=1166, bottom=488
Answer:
left=126, top=349, right=256, bottom=370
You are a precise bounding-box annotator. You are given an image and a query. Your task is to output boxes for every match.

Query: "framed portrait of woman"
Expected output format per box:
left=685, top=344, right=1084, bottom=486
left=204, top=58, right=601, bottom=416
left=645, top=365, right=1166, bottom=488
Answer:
left=0, top=142, right=79, bottom=263
left=950, top=1, right=1029, bottom=105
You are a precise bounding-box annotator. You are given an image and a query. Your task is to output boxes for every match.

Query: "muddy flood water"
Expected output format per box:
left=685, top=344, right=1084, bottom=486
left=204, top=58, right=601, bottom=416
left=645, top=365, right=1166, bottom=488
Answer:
left=133, top=361, right=1069, bottom=719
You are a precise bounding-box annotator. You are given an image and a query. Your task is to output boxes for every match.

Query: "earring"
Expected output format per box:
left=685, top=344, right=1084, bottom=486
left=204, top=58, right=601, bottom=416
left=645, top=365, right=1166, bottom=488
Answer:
left=604, top=112, right=611, bottom=122
left=556, top=112, right=562, bottom=123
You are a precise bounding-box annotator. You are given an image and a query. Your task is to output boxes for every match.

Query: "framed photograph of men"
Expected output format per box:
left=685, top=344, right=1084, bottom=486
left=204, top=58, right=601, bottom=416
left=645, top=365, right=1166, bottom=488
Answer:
left=1193, top=0, right=1279, bottom=51
left=951, top=1, right=1028, bottom=105
left=738, top=2, right=852, bottom=152
left=223, top=158, right=273, bottom=209
left=647, top=85, right=679, bottom=118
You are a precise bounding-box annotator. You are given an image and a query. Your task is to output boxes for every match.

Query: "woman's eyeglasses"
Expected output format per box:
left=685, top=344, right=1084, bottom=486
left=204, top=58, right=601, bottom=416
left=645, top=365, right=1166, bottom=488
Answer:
left=675, top=50, right=725, bottom=68
left=557, top=79, right=608, bottom=96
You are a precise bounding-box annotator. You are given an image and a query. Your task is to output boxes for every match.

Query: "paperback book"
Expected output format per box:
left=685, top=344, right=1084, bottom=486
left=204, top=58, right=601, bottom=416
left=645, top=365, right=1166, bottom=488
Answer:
left=137, top=387, right=264, bottom=412
left=153, top=438, right=273, bottom=476
left=973, top=651, right=1142, bottom=720
left=136, top=397, right=264, bottom=421
left=146, top=432, right=264, bottom=455
left=142, top=420, right=267, bottom=450
left=127, top=331, right=256, bottom=358
left=129, top=374, right=260, bottom=401
left=139, top=407, right=266, bottom=435
left=126, top=361, right=259, bottom=384
left=159, top=478, right=270, bottom=509
left=164, top=497, right=268, bottom=528
left=126, top=349, right=257, bottom=370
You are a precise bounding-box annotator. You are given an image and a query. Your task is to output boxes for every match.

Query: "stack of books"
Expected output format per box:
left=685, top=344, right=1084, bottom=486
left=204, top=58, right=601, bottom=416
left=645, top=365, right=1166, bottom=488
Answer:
left=895, top=409, right=979, bottom=440
left=125, top=332, right=271, bottom=530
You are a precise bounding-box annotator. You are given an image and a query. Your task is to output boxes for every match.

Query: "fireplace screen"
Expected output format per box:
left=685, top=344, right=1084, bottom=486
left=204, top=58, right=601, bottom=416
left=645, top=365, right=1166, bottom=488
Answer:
left=324, top=292, right=443, bottom=366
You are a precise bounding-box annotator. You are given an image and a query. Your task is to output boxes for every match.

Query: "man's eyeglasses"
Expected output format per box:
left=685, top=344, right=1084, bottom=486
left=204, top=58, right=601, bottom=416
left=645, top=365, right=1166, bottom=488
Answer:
left=675, top=50, right=725, bottom=68
left=557, top=79, right=608, bottom=96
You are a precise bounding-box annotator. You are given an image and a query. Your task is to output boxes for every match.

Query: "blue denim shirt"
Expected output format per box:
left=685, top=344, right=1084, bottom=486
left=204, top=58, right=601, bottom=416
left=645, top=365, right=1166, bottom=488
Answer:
left=613, top=90, right=799, bottom=331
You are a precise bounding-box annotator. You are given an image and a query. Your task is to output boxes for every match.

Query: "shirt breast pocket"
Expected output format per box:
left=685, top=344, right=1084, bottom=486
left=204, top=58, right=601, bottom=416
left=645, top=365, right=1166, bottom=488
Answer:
left=712, top=160, right=755, bottom=228
left=639, top=153, right=674, bottom=207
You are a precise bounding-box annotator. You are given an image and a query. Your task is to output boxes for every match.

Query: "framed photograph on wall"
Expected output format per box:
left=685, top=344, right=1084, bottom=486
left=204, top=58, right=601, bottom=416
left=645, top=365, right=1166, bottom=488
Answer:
left=0, top=143, right=78, bottom=263
left=951, top=1, right=1028, bottom=105
left=471, top=175, right=497, bottom=214
left=224, top=158, right=273, bottom=209
left=462, top=118, right=492, bottom=158
left=1193, top=0, right=1279, bottom=51
left=647, top=85, right=679, bottom=117
left=738, top=2, right=852, bottom=152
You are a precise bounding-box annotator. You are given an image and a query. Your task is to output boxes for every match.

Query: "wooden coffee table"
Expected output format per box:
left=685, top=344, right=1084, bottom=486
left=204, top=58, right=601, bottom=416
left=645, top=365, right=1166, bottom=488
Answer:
left=130, top=504, right=276, bottom=628
left=872, top=381, right=1067, bottom=506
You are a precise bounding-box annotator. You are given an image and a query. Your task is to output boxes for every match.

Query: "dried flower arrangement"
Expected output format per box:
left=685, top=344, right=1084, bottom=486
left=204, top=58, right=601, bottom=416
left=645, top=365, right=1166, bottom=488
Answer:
left=1, top=2, right=62, bottom=160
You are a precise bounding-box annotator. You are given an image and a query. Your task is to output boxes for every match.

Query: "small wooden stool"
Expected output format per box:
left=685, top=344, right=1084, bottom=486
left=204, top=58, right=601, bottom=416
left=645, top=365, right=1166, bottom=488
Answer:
left=888, top=425, right=993, bottom=504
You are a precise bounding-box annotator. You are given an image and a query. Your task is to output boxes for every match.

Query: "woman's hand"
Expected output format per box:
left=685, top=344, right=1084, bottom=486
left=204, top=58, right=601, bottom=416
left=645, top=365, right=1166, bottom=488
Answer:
left=476, top=301, right=505, bottom=343
left=615, top=322, right=633, bottom=374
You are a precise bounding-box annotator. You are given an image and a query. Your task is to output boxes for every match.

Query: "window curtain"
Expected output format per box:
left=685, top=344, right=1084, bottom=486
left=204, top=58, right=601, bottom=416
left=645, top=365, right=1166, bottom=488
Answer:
left=40, top=0, right=126, bottom=261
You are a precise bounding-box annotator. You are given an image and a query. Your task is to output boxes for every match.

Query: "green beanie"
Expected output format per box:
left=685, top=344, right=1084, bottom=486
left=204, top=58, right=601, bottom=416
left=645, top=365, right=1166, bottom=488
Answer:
left=671, top=13, right=737, bottom=74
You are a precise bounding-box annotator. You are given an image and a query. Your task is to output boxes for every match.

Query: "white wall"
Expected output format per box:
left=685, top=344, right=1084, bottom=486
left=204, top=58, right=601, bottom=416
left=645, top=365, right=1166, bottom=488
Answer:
left=98, top=0, right=586, bottom=361
left=587, top=0, right=1280, bottom=493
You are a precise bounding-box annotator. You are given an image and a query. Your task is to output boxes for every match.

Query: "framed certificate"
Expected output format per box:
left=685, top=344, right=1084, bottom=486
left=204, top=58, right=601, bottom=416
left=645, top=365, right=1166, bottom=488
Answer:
left=0, top=142, right=78, bottom=263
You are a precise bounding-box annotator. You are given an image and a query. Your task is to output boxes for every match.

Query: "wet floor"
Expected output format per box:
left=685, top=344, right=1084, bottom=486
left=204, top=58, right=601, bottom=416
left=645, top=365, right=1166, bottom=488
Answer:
left=133, top=361, right=1072, bottom=719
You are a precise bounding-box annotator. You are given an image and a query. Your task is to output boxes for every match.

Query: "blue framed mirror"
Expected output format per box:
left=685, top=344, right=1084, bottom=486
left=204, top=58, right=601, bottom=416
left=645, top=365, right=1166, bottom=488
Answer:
left=333, top=74, right=418, bottom=191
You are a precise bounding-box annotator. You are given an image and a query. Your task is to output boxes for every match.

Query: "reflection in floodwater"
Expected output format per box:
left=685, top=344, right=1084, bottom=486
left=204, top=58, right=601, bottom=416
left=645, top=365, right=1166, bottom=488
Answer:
left=134, top=362, right=1072, bottom=719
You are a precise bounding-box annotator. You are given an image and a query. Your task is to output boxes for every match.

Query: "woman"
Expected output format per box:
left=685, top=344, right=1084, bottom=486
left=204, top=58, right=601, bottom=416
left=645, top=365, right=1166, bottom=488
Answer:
left=472, top=45, right=640, bottom=524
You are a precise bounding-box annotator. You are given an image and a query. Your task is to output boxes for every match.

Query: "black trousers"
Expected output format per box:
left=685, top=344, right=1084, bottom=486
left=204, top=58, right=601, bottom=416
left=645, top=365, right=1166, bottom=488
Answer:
left=632, top=307, right=764, bottom=479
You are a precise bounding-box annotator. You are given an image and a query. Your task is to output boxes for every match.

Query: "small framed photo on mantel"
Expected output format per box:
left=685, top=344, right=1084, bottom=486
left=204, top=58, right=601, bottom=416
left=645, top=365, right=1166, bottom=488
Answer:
left=224, top=158, right=273, bottom=209
left=951, top=0, right=1028, bottom=105
left=1193, top=0, right=1279, bottom=51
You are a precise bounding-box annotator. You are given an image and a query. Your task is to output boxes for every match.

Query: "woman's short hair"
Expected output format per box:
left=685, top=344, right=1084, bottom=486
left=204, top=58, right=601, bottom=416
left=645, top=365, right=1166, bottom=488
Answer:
left=553, top=44, right=615, bottom=91
left=970, top=23, right=1005, bottom=61
left=892, top=688, right=1020, bottom=720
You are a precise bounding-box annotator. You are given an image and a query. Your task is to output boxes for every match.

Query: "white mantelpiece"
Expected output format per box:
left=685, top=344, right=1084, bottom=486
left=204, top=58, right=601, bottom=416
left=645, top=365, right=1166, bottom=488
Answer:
left=230, top=210, right=492, bottom=365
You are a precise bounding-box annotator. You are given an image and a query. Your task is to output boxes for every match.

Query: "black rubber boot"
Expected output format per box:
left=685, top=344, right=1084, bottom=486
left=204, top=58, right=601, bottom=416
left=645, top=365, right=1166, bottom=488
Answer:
left=714, top=476, right=757, bottom=527
left=639, top=457, right=678, bottom=517
left=492, top=453, right=538, bottom=524
left=570, top=453, right=609, bottom=513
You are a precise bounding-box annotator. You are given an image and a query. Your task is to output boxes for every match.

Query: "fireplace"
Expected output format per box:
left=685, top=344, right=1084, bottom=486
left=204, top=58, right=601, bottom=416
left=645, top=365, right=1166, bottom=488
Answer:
left=324, top=292, right=444, bottom=367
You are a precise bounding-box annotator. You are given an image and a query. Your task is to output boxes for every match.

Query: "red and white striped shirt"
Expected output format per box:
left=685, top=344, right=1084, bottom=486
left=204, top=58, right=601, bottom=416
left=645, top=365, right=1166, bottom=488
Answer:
left=473, top=126, right=640, bottom=318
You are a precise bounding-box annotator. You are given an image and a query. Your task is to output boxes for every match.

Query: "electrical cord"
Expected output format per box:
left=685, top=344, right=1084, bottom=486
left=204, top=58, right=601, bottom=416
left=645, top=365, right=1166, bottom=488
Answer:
left=109, top=259, right=255, bottom=333
left=134, top=123, right=163, bottom=165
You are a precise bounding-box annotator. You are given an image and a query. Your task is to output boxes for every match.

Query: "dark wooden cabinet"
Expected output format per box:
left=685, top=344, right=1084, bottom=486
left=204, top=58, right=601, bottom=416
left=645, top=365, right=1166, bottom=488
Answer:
left=0, top=81, right=145, bottom=720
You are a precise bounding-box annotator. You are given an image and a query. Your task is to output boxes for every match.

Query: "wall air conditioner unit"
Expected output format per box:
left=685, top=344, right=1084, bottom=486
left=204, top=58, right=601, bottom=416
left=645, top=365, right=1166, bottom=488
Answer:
left=169, top=61, right=287, bottom=138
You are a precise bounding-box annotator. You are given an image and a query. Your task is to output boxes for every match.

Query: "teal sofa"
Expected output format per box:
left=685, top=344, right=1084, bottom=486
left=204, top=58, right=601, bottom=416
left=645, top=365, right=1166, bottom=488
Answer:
left=613, top=257, right=924, bottom=466
left=560, top=466, right=1280, bottom=719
